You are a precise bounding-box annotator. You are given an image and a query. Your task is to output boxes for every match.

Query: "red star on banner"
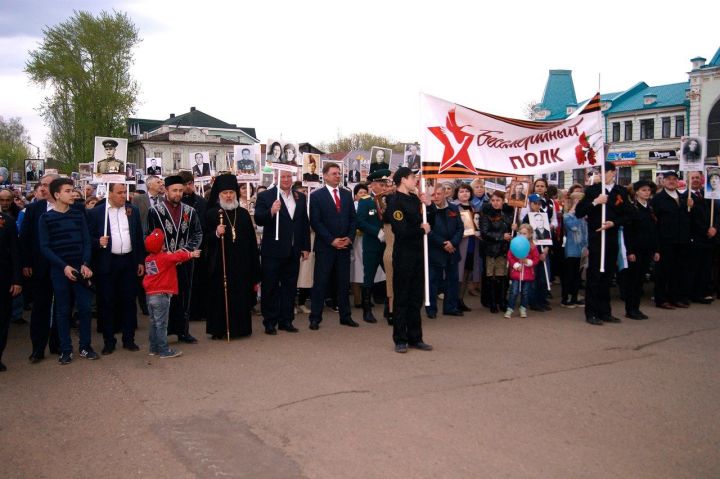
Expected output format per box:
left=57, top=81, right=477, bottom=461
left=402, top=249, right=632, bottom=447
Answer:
left=428, top=109, right=476, bottom=174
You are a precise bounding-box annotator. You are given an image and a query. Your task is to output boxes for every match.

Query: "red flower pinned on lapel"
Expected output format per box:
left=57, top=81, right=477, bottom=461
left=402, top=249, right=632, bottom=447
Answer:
left=614, top=195, right=624, bottom=207
left=448, top=210, right=458, bottom=218
left=182, top=212, right=190, bottom=223
left=0, top=216, right=5, bottom=228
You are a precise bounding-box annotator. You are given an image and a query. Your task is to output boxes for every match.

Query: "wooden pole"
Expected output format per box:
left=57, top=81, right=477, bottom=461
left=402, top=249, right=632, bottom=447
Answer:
left=219, top=211, right=230, bottom=342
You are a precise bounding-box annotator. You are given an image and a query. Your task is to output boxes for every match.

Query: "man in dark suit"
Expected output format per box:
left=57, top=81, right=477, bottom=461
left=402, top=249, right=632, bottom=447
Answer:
left=146, top=158, right=162, bottom=175
left=0, top=207, right=22, bottom=371
left=575, top=162, right=632, bottom=325
left=686, top=171, right=719, bottom=304
left=87, top=183, right=145, bottom=354
left=192, top=152, right=211, bottom=177
left=347, top=158, right=361, bottom=183
left=20, top=173, right=61, bottom=362
left=308, top=162, right=358, bottom=329
left=405, top=145, right=421, bottom=171
left=255, top=170, right=311, bottom=334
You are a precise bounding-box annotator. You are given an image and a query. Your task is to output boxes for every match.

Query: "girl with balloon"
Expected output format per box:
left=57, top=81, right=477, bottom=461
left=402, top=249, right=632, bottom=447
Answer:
left=505, top=225, right=540, bottom=318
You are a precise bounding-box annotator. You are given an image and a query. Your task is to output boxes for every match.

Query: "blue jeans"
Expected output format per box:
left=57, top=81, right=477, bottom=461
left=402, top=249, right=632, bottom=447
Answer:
left=427, top=260, right=459, bottom=314
left=147, top=293, right=171, bottom=354
left=507, top=280, right=530, bottom=310
left=50, top=267, right=93, bottom=354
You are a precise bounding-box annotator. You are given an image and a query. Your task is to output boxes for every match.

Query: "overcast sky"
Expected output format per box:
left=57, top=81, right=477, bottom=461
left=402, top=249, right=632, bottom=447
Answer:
left=1, top=0, right=718, bottom=157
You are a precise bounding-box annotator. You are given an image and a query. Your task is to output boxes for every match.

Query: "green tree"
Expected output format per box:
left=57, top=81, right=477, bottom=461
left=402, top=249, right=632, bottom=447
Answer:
left=0, top=116, right=32, bottom=171
left=25, top=10, right=140, bottom=171
left=319, top=132, right=405, bottom=153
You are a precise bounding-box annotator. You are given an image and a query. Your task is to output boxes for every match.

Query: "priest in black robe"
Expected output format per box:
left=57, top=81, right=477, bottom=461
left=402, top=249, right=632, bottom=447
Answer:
left=205, top=174, right=260, bottom=339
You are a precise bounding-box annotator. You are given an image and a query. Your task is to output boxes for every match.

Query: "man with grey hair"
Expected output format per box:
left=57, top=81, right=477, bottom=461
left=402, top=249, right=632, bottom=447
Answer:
left=145, top=175, right=165, bottom=207
left=20, top=173, right=62, bottom=362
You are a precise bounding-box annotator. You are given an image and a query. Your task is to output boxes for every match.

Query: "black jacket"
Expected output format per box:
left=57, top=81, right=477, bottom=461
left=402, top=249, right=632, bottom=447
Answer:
left=688, top=190, right=720, bottom=248
left=624, top=201, right=659, bottom=255
left=0, top=212, right=22, bottom=284
left=575, top=183, right=632, bottom=241
left=86, top=200, right=145, bottom=275
left=254, top=188, right=310, bottom=258
left=480, top=204, right=513, bottom=257
left=385, top=191, right=435, bottom=251
left=650, top=189, right=691, bottom=245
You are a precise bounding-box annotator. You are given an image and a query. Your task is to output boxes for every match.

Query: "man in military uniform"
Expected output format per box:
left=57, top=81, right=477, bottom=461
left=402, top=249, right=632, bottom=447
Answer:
left=356, top=169, right=391, bottom=323
left=236, top=148, right=256, bottom=175
left=96, top=139, right=125, bottom=174
left=385, top=167, right=434, bottom=353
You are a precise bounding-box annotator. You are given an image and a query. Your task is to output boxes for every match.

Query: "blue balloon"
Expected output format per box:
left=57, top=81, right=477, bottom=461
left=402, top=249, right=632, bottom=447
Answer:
left=510, top=236, right=531, bottom=259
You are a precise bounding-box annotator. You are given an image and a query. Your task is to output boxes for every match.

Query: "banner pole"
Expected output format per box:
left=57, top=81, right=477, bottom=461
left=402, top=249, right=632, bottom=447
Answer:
left=710, top=198, right=715, bottom=228
left=275, top=170, right=280, bottom=241
left=596, top=81, right=607, bottom=274
left=102, top=182, right=110, bottom=248
left=421, top=177, right=430, bottom=306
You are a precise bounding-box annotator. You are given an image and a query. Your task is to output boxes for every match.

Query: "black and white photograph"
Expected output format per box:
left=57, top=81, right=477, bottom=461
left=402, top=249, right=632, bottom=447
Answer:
left=25, top=159, right=44, bottom=182
left=190, top=151, right=212, bottom=178
left=93, top=136, right=127, bottom=182
left=346, top=155, right=362, bottom=184
left=507, top=180, right=529, bottom=208
left=705, top=166, right=720, bottom=200
left=679, top=136, right=706, bottom=171
left=369, top=146, right=392, bottom=173
left=265, top=139, right=299, bottom=172
left=11, top=170, right=21, bottom=184
left=95, top=183, right=107, bottom=198
left=146, top=157, right=162, bottom=175
left=302, top=153, right=321, bottom=186
left=548, top=171, right=559, bottom=185
left=234, top=144, right=260, bottom=181
left=71, top=172, right=80, bottom=181
left=125, top=162, right=137, bottom=182
left=529, top=211, right=553, bottom=246
left=403, top=144, right=422, bottom=171
left=78, top=162, right=93, bottom=178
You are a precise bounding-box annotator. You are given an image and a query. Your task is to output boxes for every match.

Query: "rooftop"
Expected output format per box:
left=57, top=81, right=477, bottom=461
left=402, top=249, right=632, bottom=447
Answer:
left=534, top=69, right=578, bottom=120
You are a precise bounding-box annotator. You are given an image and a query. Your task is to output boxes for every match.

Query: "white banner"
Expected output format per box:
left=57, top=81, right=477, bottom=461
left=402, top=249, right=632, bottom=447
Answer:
left=420, top=93, right=603, bottom=178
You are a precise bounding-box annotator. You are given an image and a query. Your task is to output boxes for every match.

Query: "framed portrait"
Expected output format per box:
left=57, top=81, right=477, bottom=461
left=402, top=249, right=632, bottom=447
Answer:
left=402, top=144, right=422, bottom=172
left=705, top=166, right=720, bottom=200
left=265, top=139, right=300, bottom=172
left=125, top=163, right=137, bottom=182
left=507, top=180, right=529, bottom=208
left=71, top=172, right=81, bottom=181
left=78, top=162, right=93, bottom=178
left=95, top=183, right=107, bottom=198
left=24, top=159, right=45, bottom=183
left=302, top=153, right=322, bottom=187
left=189, top=151, right=212, bottom=179
left=145, top=157, right=163, bottom=176
left=369, top=146, right=392, bottom=173
left=93, top=136, right=127, bottom=183
left=679, top=136, right=706, bottom=171
left=529, top=211, right=552, bottom=246
left=234, top=144, right=260, bottom=181
left=345, top=154, right=365, bottom=185
left=548, top=171, right=559, bottom=185
left=10, top=170, right=21, bottom=184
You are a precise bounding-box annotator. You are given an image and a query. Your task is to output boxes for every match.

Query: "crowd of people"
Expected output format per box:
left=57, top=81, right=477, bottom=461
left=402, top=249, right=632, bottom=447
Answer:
left=1, top=161, right=718, bottom=370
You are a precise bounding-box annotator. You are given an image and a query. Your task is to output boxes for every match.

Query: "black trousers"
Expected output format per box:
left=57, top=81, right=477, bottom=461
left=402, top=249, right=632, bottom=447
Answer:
left=560, top=257, right=581, bottom=302
left=96, top=254, right=138, bottom=346
left=654, top=243, right=689, bottom=305
left=585, top=236, right=618, bottom=320
left=0, top=277, right=11, bottom=362
left=309, top=249, right=352, bottom=323
left=392, top=248, right=424, bottom=345
left=687, top=244, right=713, bottom=301
left=262, top=254, right=301, bottom=329
left=28, top=273, right=59, bottom=355
left=624, top=248, right=652, bottom=314
left=168, top=261, right=193, bottom=337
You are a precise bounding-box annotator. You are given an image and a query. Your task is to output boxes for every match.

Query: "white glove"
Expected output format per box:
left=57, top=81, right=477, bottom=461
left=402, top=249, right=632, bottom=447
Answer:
left=377, top=229, right=385, bottom=243
left=513, top=262, right=522, bottom=271
left=525, top=259, right=533, bottom=267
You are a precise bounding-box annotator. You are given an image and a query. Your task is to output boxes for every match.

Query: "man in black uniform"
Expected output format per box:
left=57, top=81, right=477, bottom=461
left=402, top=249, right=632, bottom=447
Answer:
left=575, top=162, right=632, bottom=325
left=385, top=167, right=434, bottom=352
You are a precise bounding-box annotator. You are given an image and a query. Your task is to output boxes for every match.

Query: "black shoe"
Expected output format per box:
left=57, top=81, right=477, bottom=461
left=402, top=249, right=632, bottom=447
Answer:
left=11, top=317, right=27, bottom=325
left=210, top=335, right=223, bottom=340
left=671, top=302, right=690, bottom=309
left=363, top=312, right=377, bottom=323
left=636, top=311, right=649, bottom=319
left=0, top=362, right=6, bottom=372
left=123, top=343, right=140, bottom=352
left=444, top=310, right=464, bottom=317
left=601, top=315, right=622, bottom=323
left=340, top=319, right=359, bottom=327
left=178, top=334, right=198, bottom=344
left=586, top=317, right=603, bottom=326
left=625, top=312, right=647, bottom=320
left=459, top=301, right=472, bottom=312
left=386, top=313, right=393, bottom=326
left=264, top=328, right=277, bottom=335
left=58, top=352, right=73, bottom=365
left=692, top=298, right=712, bottom=304
left=409, top=342, right=433, bottom=351
left=79, top=347, right=99, bottom=360
left=395, top=343, right=408, bottom=353
left=28, top=352, right=45, bottom=363
left=309, top=322, right=320, bottom=331
left=426, top=311, right=437, bottom=319
left=529, top=305, right=544, bottom=312
left=278, top=325, right=299, bottom=333
left=101, top=344, right=115, bottom=355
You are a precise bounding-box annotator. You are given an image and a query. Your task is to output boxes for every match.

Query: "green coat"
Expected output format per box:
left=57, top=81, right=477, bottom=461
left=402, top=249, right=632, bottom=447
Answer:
left=356, top=195, right=385, bottom=255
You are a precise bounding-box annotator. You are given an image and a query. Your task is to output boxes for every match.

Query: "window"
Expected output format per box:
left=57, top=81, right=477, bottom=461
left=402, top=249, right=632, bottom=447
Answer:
left=153, top=151, right=163, bottom=159
left=612, top=122, right=620, bottom=142
left=640, top=119, right=654, bottom=140
left=661, top=117, right=671, bottom=138
left=675, top=115, right=685, bottom=137
left=638, top=170, right=653, bottom=181
left=617, top=167, right=632, bottom=186
left=572, top=168, right=586, bottom=186
left=173, top=152, right=182, bottom=171
left=624, top=121, right=633, bottom=141
left=210, top=153, right=217, bottom=172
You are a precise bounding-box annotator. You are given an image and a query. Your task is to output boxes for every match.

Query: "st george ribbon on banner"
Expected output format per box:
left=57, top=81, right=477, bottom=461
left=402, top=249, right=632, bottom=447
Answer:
left=419, top=93, right=604, bottom=179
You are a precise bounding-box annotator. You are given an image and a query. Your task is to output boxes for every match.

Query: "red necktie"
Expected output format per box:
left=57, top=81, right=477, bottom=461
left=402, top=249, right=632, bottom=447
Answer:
left=333, top=188, right=341, bottom=212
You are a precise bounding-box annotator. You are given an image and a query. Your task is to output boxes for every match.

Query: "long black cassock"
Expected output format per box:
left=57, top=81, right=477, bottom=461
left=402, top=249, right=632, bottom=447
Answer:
left=205, top=205, right=260, bottom=338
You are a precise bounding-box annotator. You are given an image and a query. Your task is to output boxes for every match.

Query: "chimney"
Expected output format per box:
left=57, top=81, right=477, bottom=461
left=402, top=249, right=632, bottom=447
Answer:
left=190, top=106, right=196, bottom=112
left=169, top=113, right=175, bottom=118
left=690, top=57, right=706, bottom=70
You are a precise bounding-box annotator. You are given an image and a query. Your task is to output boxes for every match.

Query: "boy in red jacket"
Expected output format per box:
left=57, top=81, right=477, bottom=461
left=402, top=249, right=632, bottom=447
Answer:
left=143, top=228, right=200, bottom=358
left=505, top=224, right=540, bottom=318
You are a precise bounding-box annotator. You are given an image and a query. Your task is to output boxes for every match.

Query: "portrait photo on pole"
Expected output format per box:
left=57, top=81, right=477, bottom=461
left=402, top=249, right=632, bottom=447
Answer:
left=25, top=159, right=45, bottom=182
left=345, top=154, right=363, bottom=184
left=529, top=211, right=552, bottom=246
left=302, top=153, right=321, bottom=187
left=705, top=166, right=720, bottom=200
left=96, top=183, right=107, bottom=198
left=71, top=172, right=81, bottom=181
left=234, top=144, right=260, bottom=181
left=190, top=151, right=212, bottom=178
left=11, top=170, right=21, bottom=184
left=265, top=139, right=299, bottom=172
left=369, top=146, right=392, bottom=173
left=679, top=136, right=706, bottom=171
left=402, top=144, right=422, bottom=172
left=507, top=180, right=529, bottom=208
left=146, top=157, right=162, bottom=176
left=78, top=162, right=93, bottom=179
left=93, top=136, right=127, bottom=182
left=125, top=163, right=137, bottom=182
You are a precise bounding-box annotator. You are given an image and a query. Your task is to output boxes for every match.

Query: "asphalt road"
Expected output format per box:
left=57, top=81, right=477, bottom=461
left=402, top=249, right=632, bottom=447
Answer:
left=1, top=293, right=719, bottom=478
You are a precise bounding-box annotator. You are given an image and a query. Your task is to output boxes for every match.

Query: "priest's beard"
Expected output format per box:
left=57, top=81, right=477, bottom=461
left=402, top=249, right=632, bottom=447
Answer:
left=220, top=198, right=239, bottom=210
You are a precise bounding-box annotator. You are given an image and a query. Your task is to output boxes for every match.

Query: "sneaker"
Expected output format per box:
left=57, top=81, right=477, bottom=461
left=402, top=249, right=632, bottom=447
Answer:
left=159, top=349, right=183, bottom=359
left=520, top=307, right=527, bottom=318
left=148, top=350, right=158, bottom=356
left=503, top=308, right=513, bottom=319
left=58, top=352, right=73, bottom=365
left=79, top=348, right=99, bottom=360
